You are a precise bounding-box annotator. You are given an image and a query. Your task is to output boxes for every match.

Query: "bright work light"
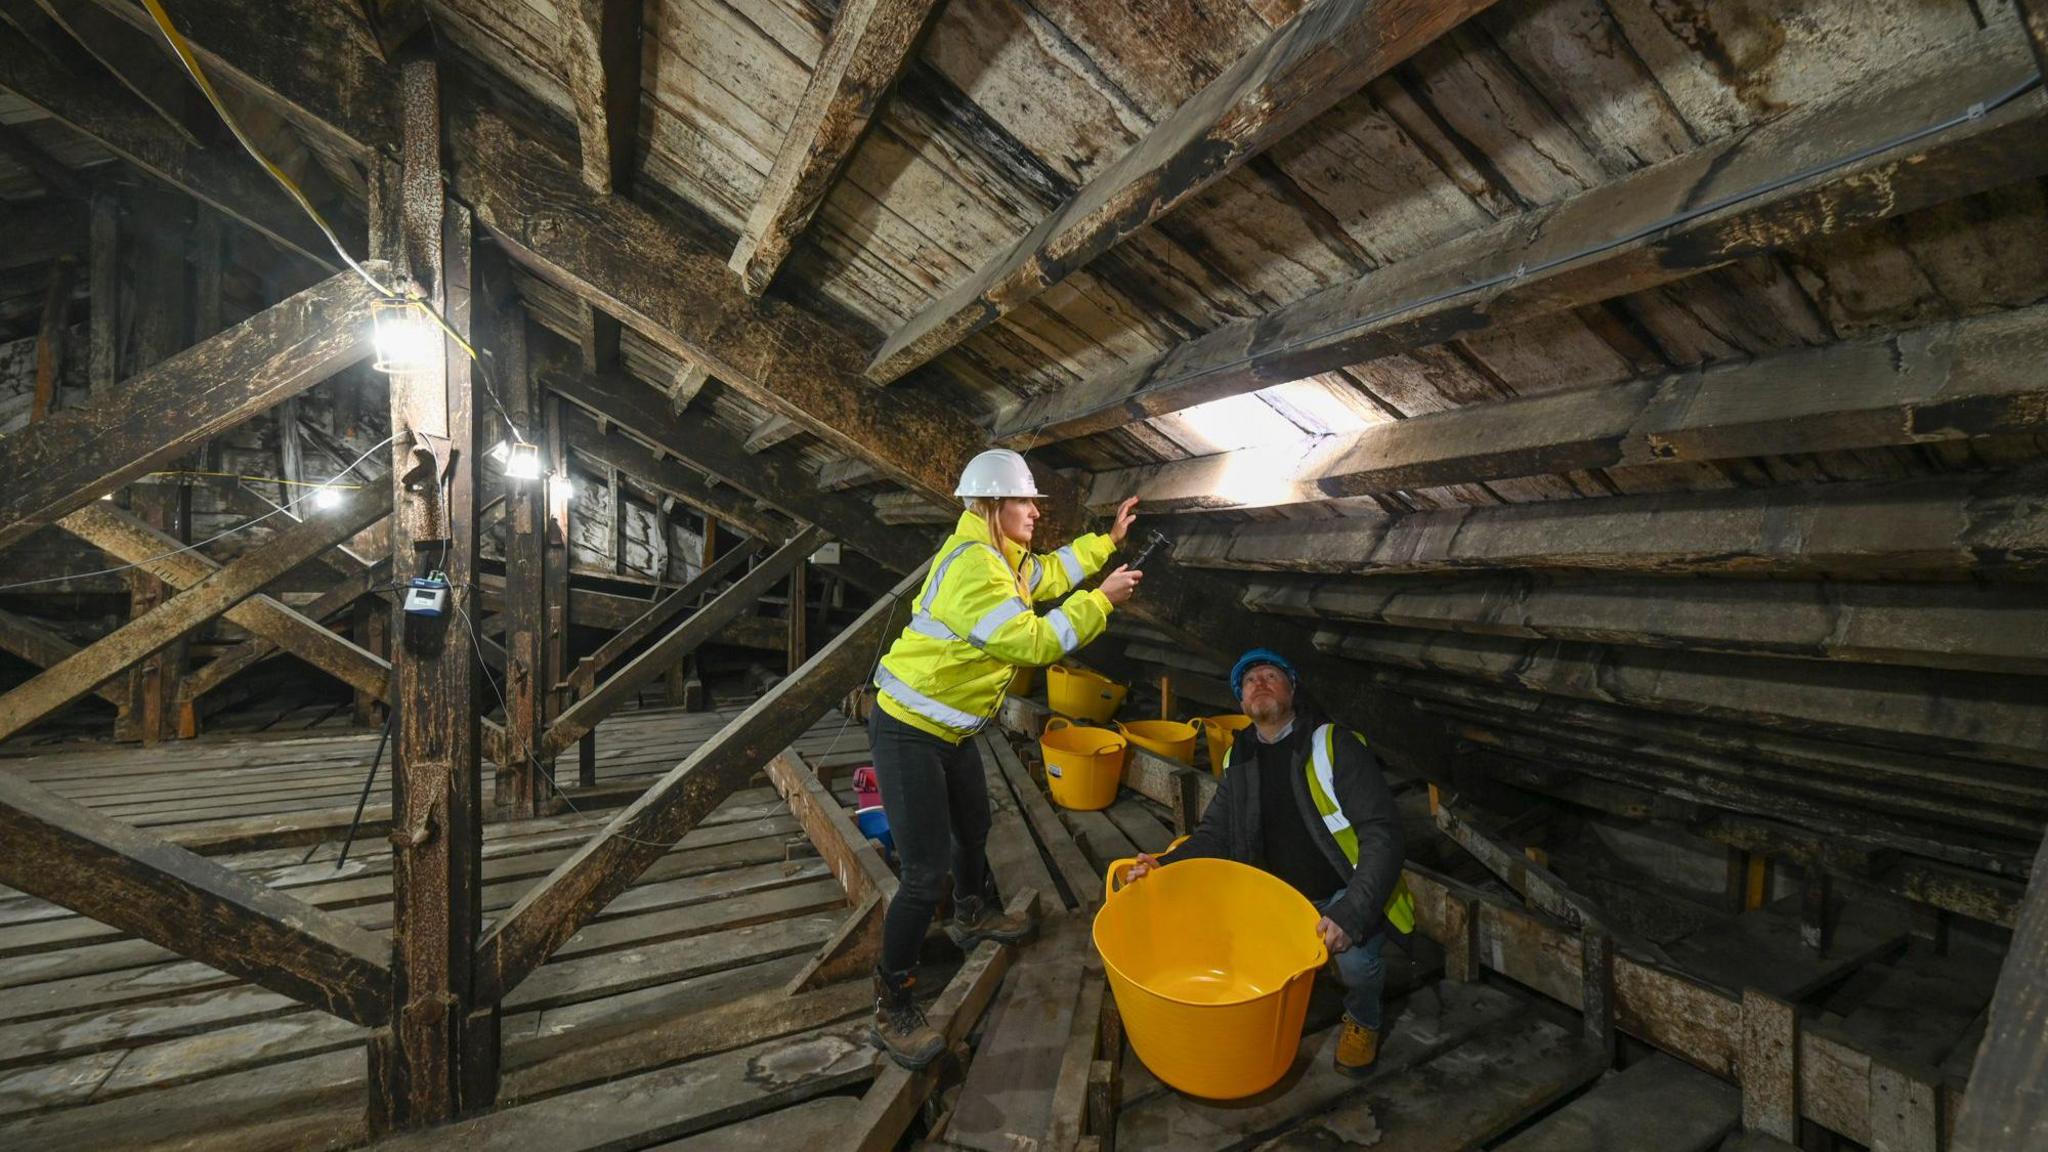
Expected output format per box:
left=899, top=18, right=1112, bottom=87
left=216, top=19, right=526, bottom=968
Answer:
left=370, top=297, right=439, bottom=375
left=503, top=441, right=542, bottom=480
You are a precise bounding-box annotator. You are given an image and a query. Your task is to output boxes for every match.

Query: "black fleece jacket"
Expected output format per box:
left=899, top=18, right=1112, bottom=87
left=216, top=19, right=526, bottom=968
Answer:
left=1155, top=710, right=1404, bottom=944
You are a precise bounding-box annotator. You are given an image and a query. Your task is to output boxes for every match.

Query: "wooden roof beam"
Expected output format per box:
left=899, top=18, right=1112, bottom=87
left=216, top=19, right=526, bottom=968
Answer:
left=558, top=537, right=766, bottom=699
left=561, top=408, right=793, bottom=542
left=727, top=0, right=944, bottom=296
left=742, top=413, right=801, bottom=454
left=995, top=27, right=2048, bottom=447
left=0, top=120, right=89, bottom=200
left=555, top=0, right=642, bottom=195
left=175, top=556, right=393, bottom=715
left=863, top=0, right=1500, bottom=383
left=1084, top=306, right=2048, bottom=514
left=0, top=606, right=128, bottom=707
left=0, top=268, right=383, bottom=551
left=33, top=0, right=205, bottom=145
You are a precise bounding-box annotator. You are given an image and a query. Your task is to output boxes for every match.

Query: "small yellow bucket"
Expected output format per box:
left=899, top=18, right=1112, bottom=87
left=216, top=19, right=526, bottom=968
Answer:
left=1196, top=714, right=1254, bottom=776
left=1094, top=855, right=1327, bottom=1099
left=1115, top=719, right=1199, bottom=766
left=1040, top=717, right=1126, bottom=811
left=1008, top=665, right=1041, bottom=698
left=1048, top=664, right=1127, bottom=723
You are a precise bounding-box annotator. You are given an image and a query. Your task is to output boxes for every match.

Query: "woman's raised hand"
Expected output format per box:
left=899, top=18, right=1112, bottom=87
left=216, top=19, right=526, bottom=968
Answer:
left=1100, top=564, right=1143, bottom=605
left=1109, top=496, right=1139, bottom=547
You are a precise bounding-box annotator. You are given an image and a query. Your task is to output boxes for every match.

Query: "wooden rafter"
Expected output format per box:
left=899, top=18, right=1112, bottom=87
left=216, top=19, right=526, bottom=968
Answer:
left=0, top=269, right=383, bottom=551
left=0, top=770, right=392, bottom=1025
left=863, top=0, right=1500, bottom=383
left=0, top=119, right=88, bottom=199
left=554, top=0, right=641, bottom=195
left=1084, top=306, right=2048, bottom=514
left=727, top=0, right=944, bottom=296
left=175, top=556, right=394, bottom=717
left=559, top=407, right=791, bottom=544
left=33, top=0, right=204, bottom=145
left=475, top=563, right=919, bottom=1003
left=0, top=606, right=128, bottom=707
left=0, top=484, right=393, bottom=742
left=558, top=536, right=765, bottom=699
left=993, top=27, right=2048, bottom=447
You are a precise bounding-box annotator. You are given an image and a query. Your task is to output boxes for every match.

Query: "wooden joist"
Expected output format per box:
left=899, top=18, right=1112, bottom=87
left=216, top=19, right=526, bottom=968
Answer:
left=1950, top=832, right=2048, bottom=1151
left=1170, top=466, right=2048, bottom=579
left=559, top=537, right=766, bottom=699
left=0, top=486, right=392, bottom=742
left=993, top=27, right=2048, bottom=447
left=474, top=566, right=922, bottom=1003
left=0, top=606, right=129, bottom=708
left=35, top=0, right=208, bottom=145
left=0, top=269, right=383, bottom=551
left=553, top=0, right=641, bottom=195
left=0, top=768, right=390, bottom=1025
left=59, top=503, right=393, bottom=701
left=863, top=0, right=1500, bottom=383
left=727, top=0, right=944, bottom=297
left=1085, top=305, right=2048, bottom=513
left=174, top=557, right=394, bottom=719
left=539, top=526, right=827, bottom=759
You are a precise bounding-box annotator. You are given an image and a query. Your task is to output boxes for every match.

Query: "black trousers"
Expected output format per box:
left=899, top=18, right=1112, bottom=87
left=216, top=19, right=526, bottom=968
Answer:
left=870, top=706, right=993, bottom=974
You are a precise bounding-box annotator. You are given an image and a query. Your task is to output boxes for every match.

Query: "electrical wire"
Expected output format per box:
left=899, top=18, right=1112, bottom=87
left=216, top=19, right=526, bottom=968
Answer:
left=0, top=434, right=396, bottom=594
left=144, top=470, right=364, bottom=491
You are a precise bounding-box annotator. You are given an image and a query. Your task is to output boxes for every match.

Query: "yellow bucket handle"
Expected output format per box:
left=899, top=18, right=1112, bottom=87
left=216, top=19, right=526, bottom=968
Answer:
left=1048, top=716, right=1123, bottom=756
left=1046, top=717, right=1071, bottom=733
left=1103, top=835, right=1189, bottom=896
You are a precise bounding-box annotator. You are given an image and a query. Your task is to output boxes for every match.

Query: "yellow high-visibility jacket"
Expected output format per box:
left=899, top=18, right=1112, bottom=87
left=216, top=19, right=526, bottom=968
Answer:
left=876, top=511, right=1117, bottom=743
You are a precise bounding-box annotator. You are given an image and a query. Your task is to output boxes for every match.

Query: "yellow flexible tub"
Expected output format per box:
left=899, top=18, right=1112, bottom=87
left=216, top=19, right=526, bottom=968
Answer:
left=1195, top=714, right=1254, bottom=776
left=1040, top=717, right=1126, bottom=811
left=1048, top=664, right=1127, bottom=722
left=1094, top=855, right=1327, bottom=1099
left=1114, top=718, right=1199, bottom=766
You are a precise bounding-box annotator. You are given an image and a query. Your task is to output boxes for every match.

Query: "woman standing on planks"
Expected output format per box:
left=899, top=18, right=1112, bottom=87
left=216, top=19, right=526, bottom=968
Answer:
left=865, top=449, right=1142, bottom=1068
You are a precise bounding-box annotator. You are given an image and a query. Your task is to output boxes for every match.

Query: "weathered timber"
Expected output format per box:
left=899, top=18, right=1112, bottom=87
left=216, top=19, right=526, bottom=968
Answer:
left=0, top=771, right=390, bottom=1024
left=1951, top=833, right=2048, bottom=1151
left=1434, top=801, right=1631, bottom=944
left=764, top=749, right=896, bottom=905
left=0, top=22, right=339, bottom=266
left=1742, top=989, right=1800, bottom=1143
left=540, top=527, right=825, bottom=758
left=2022, top=0, right=2048, bottom=79
left=35, top=0, right=205, bottom=144
left=995, top=28, right=2048, bottom=446
left=176, top=558, right=394, bottom=715
left=558, top=406, right=792, bottom=544
left=863, top=0, right=1499, bottom=383
left=85, top=188, right=115, bottom=394
left=1086, top=306, right=2048, bottom=513
left=0, top=489, right=391, bottom=742
left=553, top=0, right=640, bottom=194
left=0, top=196, right=82, bottom=274
left=58, top=503, right=392, bottom=700
left=727, top=0, right=943, bottom=296
left=28, top=255, right=71, bottom=421
left=1245, top=572, right=2048, bottom=676
left=742, top=414, right=800, bottom=454
left=483, top=243, right=547, bottom=813
left=474, top=565, right=920, bottom=1002
left=1170, top=467, right=2048, bottom=578
left=0, top=607, right=128, bottom=707
left=560, top=537, right=765, bottom=698
left=0, top=270, right=382, bottom=551
left=0, top=119, right=88, bottom=199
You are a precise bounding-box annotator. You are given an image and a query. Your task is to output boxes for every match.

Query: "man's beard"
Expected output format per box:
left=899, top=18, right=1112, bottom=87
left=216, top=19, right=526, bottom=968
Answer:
left=1245, top=697, right=1291, bottom=726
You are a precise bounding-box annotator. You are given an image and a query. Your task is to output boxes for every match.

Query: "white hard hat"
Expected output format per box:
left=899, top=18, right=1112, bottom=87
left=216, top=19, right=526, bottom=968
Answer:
left=954, top=449, right=1042, bottom=498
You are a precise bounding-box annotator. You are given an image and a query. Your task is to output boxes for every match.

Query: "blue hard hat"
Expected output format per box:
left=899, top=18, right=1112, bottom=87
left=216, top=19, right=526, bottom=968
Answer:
left=1230, top=648, right=1299, bottom=700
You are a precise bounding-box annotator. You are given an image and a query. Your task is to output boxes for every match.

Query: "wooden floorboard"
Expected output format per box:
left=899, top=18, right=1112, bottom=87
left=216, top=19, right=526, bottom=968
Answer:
left=1494, top=1052, right=1740, bottom=1152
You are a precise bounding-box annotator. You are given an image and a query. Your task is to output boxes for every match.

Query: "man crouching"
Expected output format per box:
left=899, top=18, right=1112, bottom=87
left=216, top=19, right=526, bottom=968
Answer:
left=1118, top=648, right=1413, bottom=1076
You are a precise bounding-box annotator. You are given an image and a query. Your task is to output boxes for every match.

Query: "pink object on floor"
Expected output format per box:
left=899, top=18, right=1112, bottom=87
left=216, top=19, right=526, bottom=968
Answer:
left=853, top=765, right=880, bottom=810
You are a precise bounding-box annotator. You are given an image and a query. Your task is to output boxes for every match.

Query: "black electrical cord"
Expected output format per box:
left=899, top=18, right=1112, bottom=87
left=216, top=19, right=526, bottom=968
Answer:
left=310, top=701, right=397, bottom=869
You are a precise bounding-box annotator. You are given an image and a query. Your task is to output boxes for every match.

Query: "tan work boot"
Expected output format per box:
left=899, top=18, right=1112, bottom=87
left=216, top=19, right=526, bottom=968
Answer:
left=1335, top=1014, right=1378, bottom=1077
left=946, top=894, right=1033, bottom=949
left=872, top=968, right=945, bottom=1070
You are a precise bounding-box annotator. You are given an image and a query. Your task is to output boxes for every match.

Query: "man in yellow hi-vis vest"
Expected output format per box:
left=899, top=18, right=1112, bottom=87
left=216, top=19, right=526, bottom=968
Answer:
left=1121, top=648, right=1413, bottom=1076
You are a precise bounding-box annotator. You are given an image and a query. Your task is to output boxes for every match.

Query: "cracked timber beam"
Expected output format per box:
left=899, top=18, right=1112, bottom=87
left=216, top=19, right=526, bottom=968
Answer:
left=727, top=0, right=943, bottom=296
left=553, top=0, right=641, bottom=195
left=863, top=0, right=1499, bottom=383
left=476, top=565, right=921, bottom=1003
left=994, top=27, right=2048, bottom=447
left=1084, top=305, right=2048, bottom=514
left=0, top=269, right=383, bottom=551
left=0, top=770, right=391, bottom=1025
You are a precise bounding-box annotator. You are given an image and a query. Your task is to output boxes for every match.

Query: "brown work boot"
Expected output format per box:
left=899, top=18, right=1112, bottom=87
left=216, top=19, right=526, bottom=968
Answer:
left=871, top=968, right=944, bottom=1070
left=946, top=894, right=1033, bottom=949
left=1335, top=1014, right=1378, bottom=1077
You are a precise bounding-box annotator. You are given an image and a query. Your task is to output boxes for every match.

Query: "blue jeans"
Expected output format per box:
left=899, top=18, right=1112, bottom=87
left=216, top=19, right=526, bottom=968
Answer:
left=1320, top=890, right=1385, bottom=1030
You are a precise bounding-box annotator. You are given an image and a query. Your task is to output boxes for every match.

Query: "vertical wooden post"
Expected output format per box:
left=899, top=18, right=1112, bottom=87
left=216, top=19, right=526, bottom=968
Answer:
left=352, top=597, right=387, bottom=727
left=29, top=256, right=73, bottom=422
left=125, top=191, right=191, bottom=746
left=1745, top=853, right=1770, bottom=911
left=1802, top=870, right=1832, bottom=954
left=1724, top=848, right=1749, bottom=914
left=485, top=248, right=544, bottom=816
left=1741, top=988, right=1800, bottom=1143
left=1581, top=930, right=1615, bottom=1060
left=606, top=465, right=623, bottom=573
left=787, top=557, right=808, bottom=674
left=368, top=56, right=493, bottom=1131
left=1157, top=672, right=1173, bottom=720
left=1443, top=894, right=1483, bottom=984
left=87, top=186, right=117, bottom=399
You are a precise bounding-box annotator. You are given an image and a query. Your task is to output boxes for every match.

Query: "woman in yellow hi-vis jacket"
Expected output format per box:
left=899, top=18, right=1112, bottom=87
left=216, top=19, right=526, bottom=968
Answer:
left=867, top=449, right=1141, bottom=1068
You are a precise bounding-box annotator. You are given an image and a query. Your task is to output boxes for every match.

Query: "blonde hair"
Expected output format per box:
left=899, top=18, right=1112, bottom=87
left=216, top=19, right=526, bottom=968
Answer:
left=968, top=497, right=1034, bottom=600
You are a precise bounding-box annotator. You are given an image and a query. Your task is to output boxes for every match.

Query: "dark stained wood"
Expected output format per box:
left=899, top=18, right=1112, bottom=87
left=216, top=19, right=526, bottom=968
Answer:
left=727, top=0, right=944, bottom=296
left=539, top=526, right=827, bottom=759
left=560, top=538, right=765, bottom=700
left=0, top=196, right=81, bottom=273
left=543, top=393, right=571, bottom=727
left=558, top=406, right=791, bottom=544
left=175, top=558, right=394, bottom=718
left=553, top=0, right=641, bottom=195
left=481, top=244, right=546, bottom=812
left=0, top=486, right=391, bottom=742
left=86, top=187, right=116, bottom=395
left=0, top=606, right=129, bottom=707
left=34, top=0, right=204, bottom=145
left=58, top=503, right=393, bottom=700
left=2021, top=0, right=2048, bottom=80
left=864, top=0, right=1501, bottom=383
left=0, top=771, right=391, bottom=1025
left=371, top=57, right=490, bottom=1130
left=0, top=119, right=88, bottom=199
left=0, top=269, right=382, bottom=551
left=1086, top=306, right=2048, bottom=513
left=1171, top=466, right=2048, bottom=579
left=0, top=21, right=340, bottom=267
left=474, top=566, right=919, bottom=1003
left=994, top=28, right=2048, bottom=446
left=764, top=749, right=896, bottom=907
left=28, top=255, right=71, bottom=421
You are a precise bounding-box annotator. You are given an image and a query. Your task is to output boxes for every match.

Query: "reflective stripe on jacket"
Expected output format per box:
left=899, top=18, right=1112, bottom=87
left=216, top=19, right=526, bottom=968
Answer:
left=876, top=510, right=1116, bottom=743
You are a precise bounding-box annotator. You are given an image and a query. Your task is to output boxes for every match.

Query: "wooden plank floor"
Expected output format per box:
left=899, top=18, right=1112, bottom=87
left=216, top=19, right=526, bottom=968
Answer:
left=0, top=704, right=877, bottom=1152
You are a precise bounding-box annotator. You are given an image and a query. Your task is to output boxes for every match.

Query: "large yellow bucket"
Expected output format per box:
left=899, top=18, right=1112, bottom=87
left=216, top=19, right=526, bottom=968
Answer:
left=1040, top=717, right=1126, bottom=811
left=1048, top=664, right=1127, bottom=722
left=1114, top=718, right=1199, bottom=766
left=1195, top=714, right=1254, bottom=776
left=1094, top=856, right=1327, bottom=1099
